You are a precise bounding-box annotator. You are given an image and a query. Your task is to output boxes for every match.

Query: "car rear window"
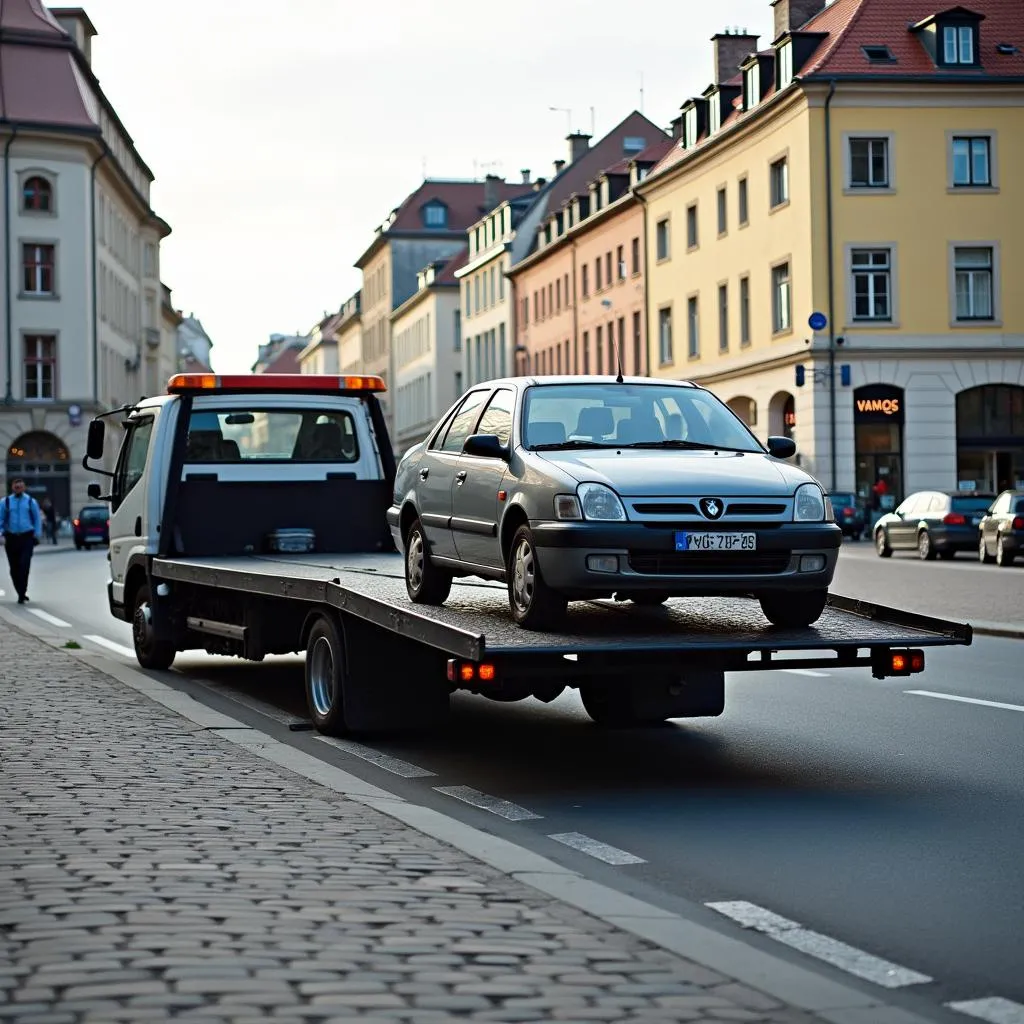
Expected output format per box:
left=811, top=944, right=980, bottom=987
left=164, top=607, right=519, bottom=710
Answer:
left=830, top=494, right=857, bottom=507
left=1015, top=498, right=1024, bottom=515
left=951, top=496, right=994, bottom=513
left=80, top=508, right=107, bottom=521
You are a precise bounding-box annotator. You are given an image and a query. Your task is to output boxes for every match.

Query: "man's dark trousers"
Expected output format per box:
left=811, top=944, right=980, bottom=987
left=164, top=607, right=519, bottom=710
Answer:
left=4, top=531, right=35, bottom=599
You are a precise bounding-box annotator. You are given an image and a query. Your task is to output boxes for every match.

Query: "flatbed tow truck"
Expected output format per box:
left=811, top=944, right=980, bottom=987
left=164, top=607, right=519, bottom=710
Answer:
left=85, top=373, right=973, bottom=736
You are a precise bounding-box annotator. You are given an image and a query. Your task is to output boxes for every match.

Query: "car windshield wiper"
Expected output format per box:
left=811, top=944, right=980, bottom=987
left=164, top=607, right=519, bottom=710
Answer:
left=530, top=440, right=619, bottom=451
left=621, top=439, right=756, bottom=453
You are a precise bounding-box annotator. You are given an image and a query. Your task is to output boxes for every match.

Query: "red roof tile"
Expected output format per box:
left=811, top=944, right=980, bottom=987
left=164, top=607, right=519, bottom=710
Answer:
left=388, top=180, right=534, bottom=235
left=0, top=0, right=64, bottom=34
left=434, top=247, right=468, bottom=285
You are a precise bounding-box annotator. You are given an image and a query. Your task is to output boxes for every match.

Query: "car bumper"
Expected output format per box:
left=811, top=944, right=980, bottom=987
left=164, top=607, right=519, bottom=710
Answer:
left=529, top=521, right=841, bottom=596
left=933, top=525, right=982, bottom=551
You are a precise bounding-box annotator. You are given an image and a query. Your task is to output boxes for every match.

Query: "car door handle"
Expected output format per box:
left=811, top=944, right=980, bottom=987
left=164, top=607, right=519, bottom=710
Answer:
left=134, top=516, right=142, bottom=537
left=456, top=471, right=467, bottom=483
left=419, top=468, right=429, bottom=480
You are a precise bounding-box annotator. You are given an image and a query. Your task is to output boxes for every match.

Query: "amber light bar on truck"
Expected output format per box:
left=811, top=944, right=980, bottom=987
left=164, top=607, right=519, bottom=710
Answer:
left=871, top=647, right=925, bottom=678
left=446, top=658, right=497, bottom=684
left=166, top=373, right=387, bottom=394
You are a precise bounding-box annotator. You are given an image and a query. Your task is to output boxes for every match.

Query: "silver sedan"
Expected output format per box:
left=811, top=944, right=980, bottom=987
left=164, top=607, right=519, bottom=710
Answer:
left=386, top=376, right=841, bottom=630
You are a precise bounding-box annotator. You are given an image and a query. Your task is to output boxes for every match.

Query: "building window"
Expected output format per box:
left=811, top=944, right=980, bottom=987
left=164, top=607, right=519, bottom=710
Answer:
left=595, top=257, right=603, bottom=291
left=709, top=92, right=721, bottom=134
left=632, top=311, right=642, bottom=375
left=770, top=158, right=789, bottom=208
left=556, top=277, right=562, bottom=311
left=744, top=65, right=760, bottom=109
left=953, top=246, right=994, bottom=321
left=683, top=107, right=698, bottom=147
left=952, top=136, right=991, bottom=187
left=658, top=308, right=673, bottom=366
left=686, top=204, right=698, bottom=249
left=595, top=325, right=604, bottom=375
left=717, top=187, right=727, bottom=236
left=24, top=334, right=56, bottom=400
left=605, top=252, right=612, bottom=285
left=739, top=275, right=751, bottom=346
left=422, top=202, right=447, bottom=228
left=687, top=296, right=699, bottom=359
left=777, top=41, right=794, bottom=89
left=718, top=284, right=729, bottom=351
left=616, top=245, right=625, bottom=280
left=738, top=177, right=749, bottom=225
left=581, top=264, right=590, bottom=298
left=656, top=218, right=670, bottom=261
left=631, top=236, right=640, bottom=275
left=582, top=331, right=590, bottom=373
left=22, top=243, right=55, bottom=295
left=851, top=249, right=892, bottom=321
left=22, top=176, right=53, bottom=212
left=942, top=23, right=976, bottom=65
left=849, top=137, right=890, bottom=188
left=772, top=262, right=791, bottom=334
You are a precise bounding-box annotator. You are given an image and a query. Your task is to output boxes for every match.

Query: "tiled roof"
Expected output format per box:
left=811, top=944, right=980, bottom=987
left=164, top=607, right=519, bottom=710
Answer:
left=0, top=0, right=63, bottom=34
left=388, top=180, right=535, bottom=234
left=434, top=247, right=468, bottom=286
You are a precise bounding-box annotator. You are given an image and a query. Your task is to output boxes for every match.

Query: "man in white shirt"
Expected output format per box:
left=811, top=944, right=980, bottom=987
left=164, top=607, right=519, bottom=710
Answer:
left=0, top=478, right=43, bottom=604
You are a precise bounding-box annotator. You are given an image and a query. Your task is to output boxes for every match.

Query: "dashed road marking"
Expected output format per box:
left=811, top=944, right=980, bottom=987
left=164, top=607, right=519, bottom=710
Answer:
left=434, top=785, right=542, bottom=821
left=317, top=737, right=436, bottom=778
left=28, top=609, right=71, bottom=628
left=548, top=832, right=645, bottom=865
left=84, top=634, right=136, bottom=659
left=782, top=668, right=831, bottom=677
left=947, top=997, right=1024, bottom=1023
left=705, top=900, right=931, bottom=989
left=906, top=690, right=1024, bottom=714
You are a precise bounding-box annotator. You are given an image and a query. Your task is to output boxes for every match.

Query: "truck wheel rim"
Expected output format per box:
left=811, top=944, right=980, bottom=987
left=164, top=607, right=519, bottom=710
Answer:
left=407, top=530, right=424, bottom=591
left=512, top=538, right=535, bottom=612
left=309, top=636, right=335, bottom=716
left=133, top=602, right=152, bottom=651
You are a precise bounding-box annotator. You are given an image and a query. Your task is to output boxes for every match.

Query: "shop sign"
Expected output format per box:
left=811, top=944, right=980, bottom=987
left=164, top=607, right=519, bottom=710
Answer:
left=853, top=384, right=904, bottom=425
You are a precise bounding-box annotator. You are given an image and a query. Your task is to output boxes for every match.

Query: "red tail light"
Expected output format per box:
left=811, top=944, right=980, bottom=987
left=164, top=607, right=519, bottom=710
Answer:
left=943, top=513, right=966, bottom=525
left=1013, top=516, right=1024, bottom=530
left=842, top=506, right=856, bottom=516
left=72, top=518, right=80, bottom=527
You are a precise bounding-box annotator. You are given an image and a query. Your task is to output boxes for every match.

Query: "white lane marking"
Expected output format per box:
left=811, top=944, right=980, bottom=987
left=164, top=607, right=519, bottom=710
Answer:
left=317, top=737, right=436, bottom=778
left=906, top=690, right=1024, bottom=714
left=434, top=785, right=542, bottom=821
left=948, top=998, right=1024, bottom=1024
left=27, top=609, right=71, bottom=628
left=548, top=832, right=645, bottom=865
left=84, top=634, right=136, bottom=659
left=782, top=669, right=831, bottom=677
left=705, top=901, right=931, bottom=989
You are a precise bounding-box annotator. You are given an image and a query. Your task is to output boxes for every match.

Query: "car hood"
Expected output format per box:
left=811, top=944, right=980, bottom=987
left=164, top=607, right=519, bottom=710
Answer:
left=535, top=448, right=812, bottom=496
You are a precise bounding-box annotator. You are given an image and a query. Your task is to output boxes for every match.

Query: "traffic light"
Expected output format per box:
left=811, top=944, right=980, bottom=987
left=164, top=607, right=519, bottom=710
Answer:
left=795, top=364, right=806, bottom=387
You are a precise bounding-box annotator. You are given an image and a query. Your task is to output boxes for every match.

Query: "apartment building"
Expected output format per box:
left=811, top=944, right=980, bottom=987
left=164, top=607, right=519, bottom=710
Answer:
left=0, top=2, right=173, bottom=513
left=336, top=291, right=362, bottom=374
left=298, top=311, right=342, bottom=375
left=638, top=0, right=1024, bottom=501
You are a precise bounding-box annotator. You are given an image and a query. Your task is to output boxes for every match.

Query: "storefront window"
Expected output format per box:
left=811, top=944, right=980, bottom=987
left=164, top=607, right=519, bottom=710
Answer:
left=853, top=385, right=904, bottom=519
left=956, top=385, right=1024, bottom=492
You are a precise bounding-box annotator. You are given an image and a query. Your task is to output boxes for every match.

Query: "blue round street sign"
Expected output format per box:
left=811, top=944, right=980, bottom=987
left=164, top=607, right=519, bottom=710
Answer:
left=809, top=311, right=828, bottom=331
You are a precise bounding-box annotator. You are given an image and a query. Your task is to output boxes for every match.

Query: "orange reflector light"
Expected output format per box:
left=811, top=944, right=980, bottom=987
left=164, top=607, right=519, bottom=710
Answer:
left=478, top=664, right=496, bottom=682
left=166, top=373, right=386, bottom=394
left=891, top=653, right=906, bottom=672
left=459, top=664, right=475, bottom=682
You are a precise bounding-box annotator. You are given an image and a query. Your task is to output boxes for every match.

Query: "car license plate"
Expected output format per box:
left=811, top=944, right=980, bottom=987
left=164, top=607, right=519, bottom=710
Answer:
left=675, top=532, right=756, bottom=552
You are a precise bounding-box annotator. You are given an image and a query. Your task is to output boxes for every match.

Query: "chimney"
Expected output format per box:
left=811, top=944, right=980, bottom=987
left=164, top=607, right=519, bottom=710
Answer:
left=567, top=132, right=591, bottom=164
left=771, top=0, right=827, bottom=37
left=533, top=177, right=547, bottom=192
left=483, top=173, right=501, bottom=212
left=553, top=159, right=566, bottom=176
left=521, top=168, right=531, bottom=183
left=712, top=29, right=761, bottom=83
left=53, top=9, right=97, bottom=65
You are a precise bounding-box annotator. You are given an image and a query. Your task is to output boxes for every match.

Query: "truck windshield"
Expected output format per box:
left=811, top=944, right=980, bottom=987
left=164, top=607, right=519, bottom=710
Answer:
left=185, top=408, right=360, bottom=463
left=522, top=383, right=764, bottom=453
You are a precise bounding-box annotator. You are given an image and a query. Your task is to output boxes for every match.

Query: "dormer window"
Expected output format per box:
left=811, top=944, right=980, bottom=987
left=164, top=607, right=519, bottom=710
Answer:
left=912, top=8, right=983, bottom=68
left=777, top=40, right=794, bottom=89
left=422, top=201, right=447, bottom=228
left=683, top=106, right=699, bottom=147
left=943, top=23, right=975, bottom=64
left=708, top=91, right=722, bottom=134
left=744, top=65, right=761, bottom=109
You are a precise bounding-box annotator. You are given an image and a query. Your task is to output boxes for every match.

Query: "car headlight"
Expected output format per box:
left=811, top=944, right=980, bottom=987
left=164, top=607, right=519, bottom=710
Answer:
left=794, top=483, right=826, bottom=522
left=578, top=482, right=627, bottom=521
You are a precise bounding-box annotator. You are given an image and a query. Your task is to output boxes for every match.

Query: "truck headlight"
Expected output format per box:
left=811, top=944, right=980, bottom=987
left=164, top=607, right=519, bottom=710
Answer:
left=794, top=483, right=826, bottom=522
left=578, top=482, right=627, bottom=522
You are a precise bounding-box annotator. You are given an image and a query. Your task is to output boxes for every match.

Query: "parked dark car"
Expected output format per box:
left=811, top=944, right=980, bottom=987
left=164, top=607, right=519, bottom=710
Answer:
left=874, top=490, right=995, bottom=560
left=828, top=492, right=865, bottom=539
left=978, top=489, right=1024, bottom=567
left=73, top=505, right=109, bottom=549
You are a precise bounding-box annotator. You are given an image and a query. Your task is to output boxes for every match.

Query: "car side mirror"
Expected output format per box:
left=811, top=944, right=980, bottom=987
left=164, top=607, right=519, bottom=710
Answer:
left=463, top=433, right=509, bottom=461
left=86, top=420, right=105, bottom=461
left=766, top=436, right=796, bottom=459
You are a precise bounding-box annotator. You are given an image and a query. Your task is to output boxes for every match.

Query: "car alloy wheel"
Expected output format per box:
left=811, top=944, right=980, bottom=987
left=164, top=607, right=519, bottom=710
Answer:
left=996, top=535, right=1015, bottom=567
left=875, top=529, right=892, bottom=558
left=917, top=530, right=935, bottom=560
left=979, top=535, right=995, bottom=564
left=507, top=525, right=566, bottom=630
left=404, top=518, right=452, bottom=605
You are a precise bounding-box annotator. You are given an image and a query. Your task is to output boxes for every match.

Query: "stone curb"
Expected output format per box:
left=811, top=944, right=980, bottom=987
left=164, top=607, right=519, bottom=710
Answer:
left=0, top=606, right=958, bottom=1024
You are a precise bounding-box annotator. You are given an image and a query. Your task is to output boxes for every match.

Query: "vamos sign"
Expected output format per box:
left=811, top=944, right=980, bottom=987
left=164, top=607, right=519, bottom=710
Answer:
left=856, top=397, right=900, bottom=415
left=853, top=385, right=904, bottom=424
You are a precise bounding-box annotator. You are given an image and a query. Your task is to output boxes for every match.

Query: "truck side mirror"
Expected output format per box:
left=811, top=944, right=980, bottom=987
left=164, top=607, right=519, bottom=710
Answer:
left=86, top=420, right=105, bottom=461
left=87, top=482, right=104, bottom=501
left=766, top=436, right=796, bottom=459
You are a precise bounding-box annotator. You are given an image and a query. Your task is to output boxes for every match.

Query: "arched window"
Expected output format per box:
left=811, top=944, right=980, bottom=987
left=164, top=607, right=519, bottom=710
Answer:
left=23, top=176, right=53, bottom=213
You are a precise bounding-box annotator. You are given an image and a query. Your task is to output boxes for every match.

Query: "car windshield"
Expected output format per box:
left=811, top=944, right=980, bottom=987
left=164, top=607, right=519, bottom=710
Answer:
left=521, top=383, right=763, bottom=453
left=951, top=496, right=995, bottom=513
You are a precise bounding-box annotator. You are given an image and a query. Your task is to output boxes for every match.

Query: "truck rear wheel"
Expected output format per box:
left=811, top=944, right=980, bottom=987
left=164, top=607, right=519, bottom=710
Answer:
left=759, top=588, right=828, bottom=628
left=132, top=584, right=175, bottom=670
left=305, top=614, right=348, bottom=736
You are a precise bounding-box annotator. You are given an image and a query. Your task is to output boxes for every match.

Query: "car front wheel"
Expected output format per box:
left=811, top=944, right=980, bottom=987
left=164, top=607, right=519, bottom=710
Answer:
left=875, top=529, right=892, bottom=558
left=979, top=535, right=995, bottom=563
left=996, top=535, right=1015, bottom=567
left=759, top=588, right=828, bottom=628
left=507, top=525, right=566, bottom=630
left=917, top=530, right=936, bottom=561
left=405, top=517, right=452, bottom=605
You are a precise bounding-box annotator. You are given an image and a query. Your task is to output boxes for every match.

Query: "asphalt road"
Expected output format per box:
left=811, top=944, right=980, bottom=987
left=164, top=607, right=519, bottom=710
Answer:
left=7, top=546, right=1024, bottom=1020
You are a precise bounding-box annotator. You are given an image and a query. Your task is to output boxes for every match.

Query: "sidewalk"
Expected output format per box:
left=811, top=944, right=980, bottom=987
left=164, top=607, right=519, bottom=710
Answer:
left=0, top=617, right=940, bottom=1024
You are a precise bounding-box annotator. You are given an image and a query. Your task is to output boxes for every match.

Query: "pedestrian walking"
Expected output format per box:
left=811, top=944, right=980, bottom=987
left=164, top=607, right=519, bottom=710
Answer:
left=40, top=496, right=58, bottom=544
left=0, top=478, right=43, bottom=604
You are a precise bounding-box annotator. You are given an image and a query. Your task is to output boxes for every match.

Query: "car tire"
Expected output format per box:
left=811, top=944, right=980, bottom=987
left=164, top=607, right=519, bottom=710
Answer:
left=132, top=583, right=176, bottom=671
left=75, top=542, right=83, bottom=550
left=404, top=517, right=452, bottom=605
left=917, top=530, right=936, bottom=561
left=629, top=592, right=670, bottom=606
left=875, top=529, right=892, bottom=558
left=979, top=534, right=995, bottom=564
left=507, top=525, right=566, bottom=630
left=759, top=588, right=828, bottom=628
left=938, top=549, right=956, bottom=560
left=996, top=535, right=1015, bottom=567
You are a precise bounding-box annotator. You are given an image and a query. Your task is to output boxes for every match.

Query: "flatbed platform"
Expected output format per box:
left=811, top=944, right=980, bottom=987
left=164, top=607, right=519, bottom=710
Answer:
left=153, top=553, right=972, bottom=665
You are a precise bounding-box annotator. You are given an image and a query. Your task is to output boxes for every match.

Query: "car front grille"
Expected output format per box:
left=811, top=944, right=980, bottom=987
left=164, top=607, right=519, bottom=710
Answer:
left=628, top=551, right=792, bottom=575
left=629, top=501, right=789, bottom=518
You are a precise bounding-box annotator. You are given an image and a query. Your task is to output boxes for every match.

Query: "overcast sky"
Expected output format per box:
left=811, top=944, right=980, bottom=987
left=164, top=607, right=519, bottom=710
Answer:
left=76, top=0, right=770, bottom=372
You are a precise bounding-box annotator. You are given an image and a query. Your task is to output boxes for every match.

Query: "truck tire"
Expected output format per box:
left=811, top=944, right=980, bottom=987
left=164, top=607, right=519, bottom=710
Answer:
left=758, top=588, right=828, bottom=628
left=580, top=685, right=666, bottom=727
left=508, top=525, right=566, bottom=630
left=580, top=670, right=724, bottom=727
left=305, top=614, right=348, bottom=736
left=132, top=584, right=175, bottom=670
left=405, top=517, right=452, bottom=605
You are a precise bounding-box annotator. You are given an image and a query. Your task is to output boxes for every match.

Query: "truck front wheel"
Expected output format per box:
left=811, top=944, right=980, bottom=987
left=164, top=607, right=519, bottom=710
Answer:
left=305, top=614, right=348, bottom=736
left=132, top=584, right=176, bottom=670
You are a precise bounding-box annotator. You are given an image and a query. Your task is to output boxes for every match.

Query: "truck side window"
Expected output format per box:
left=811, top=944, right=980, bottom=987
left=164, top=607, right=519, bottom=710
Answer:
left=112, top=418, right=154, bottom=511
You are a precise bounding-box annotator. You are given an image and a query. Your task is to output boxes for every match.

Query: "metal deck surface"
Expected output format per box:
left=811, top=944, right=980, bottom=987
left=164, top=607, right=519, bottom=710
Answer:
left=153, top=553, right=971, bottom=658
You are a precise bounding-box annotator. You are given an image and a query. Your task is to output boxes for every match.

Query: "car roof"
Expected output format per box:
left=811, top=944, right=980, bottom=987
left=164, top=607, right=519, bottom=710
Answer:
left=468, top=374, right=700, bottom=390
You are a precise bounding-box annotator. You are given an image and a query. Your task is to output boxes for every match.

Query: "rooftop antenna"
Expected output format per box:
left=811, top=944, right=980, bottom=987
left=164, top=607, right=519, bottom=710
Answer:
left=549, top=106, right=572, bottom=134
left=601, top=300, right=625, bottom=382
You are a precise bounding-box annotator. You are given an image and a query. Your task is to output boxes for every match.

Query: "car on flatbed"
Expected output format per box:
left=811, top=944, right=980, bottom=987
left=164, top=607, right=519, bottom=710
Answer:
left=82, top=372, right=972, bottom=737
left=389, top=376, right=841, bottom=630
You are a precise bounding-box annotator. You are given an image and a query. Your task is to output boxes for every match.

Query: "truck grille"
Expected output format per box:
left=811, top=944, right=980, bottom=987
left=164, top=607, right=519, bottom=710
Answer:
left=628, top=551, right=791, bottom=575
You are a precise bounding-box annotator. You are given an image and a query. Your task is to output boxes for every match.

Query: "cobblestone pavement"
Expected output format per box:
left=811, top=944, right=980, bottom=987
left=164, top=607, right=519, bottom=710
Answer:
left=1, top=621, right=831, bottom=1023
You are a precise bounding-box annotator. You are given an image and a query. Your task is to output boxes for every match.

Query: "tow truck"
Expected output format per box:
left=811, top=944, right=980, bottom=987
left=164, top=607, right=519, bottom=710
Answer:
left=83, top=373, right=972, bottom=735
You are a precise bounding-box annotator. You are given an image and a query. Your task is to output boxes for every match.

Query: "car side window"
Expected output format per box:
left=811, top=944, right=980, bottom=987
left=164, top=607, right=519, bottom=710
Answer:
left=440, top=390, right=489, bottom=453
left=112, top=417, right=154, bottom=511
left=475, top=388, right=515, bottom=448
left=928, top=494, right=946, bottom=514
left=1014, top=498, right=1024, bottom=515
left=896, top=494, right=921, bottom=516
left=991, top=494, right=1010, bottom=514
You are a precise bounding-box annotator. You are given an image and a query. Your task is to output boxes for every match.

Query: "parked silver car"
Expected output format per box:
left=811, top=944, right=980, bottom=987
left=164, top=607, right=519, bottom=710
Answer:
left=386, top=376, right=841, bottom=630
